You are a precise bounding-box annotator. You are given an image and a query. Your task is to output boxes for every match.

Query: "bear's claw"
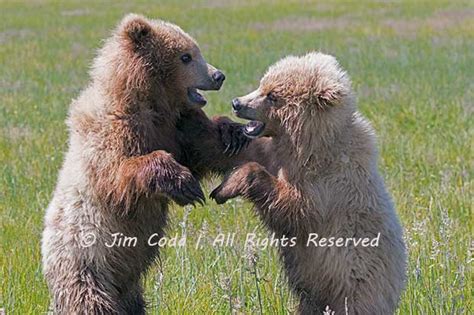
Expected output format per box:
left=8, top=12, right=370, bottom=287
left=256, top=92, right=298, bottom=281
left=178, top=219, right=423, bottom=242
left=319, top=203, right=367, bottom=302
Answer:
left=219, top=120, right=252, bottom=157
left=168, top=177, right=205, bottom=206
left=209, top=185, right=227, bottom=204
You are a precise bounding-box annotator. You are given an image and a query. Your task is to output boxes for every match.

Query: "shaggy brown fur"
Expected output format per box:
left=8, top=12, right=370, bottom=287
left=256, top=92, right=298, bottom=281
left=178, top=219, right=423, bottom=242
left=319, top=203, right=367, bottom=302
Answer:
left=211, top=52, right=407, bottom=314
left=41, top=14, right=262, bottom=314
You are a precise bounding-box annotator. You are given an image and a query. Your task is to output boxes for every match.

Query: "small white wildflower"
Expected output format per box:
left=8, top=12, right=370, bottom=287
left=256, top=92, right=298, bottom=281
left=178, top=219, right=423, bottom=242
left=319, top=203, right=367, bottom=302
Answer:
left=323, top=305, right=335, bottom=315
left=244, top=242, right=259, bottom=267
left=154, top=270, right=164, bottom=291
left=430, top=239, right=440, bottom=260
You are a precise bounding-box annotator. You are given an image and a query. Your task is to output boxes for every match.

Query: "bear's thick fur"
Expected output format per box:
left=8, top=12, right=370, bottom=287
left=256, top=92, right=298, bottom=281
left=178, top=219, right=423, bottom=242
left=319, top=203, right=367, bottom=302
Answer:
left=41, top=14, right=259, bottom=314
left=212, top=52, right=407, bottom=314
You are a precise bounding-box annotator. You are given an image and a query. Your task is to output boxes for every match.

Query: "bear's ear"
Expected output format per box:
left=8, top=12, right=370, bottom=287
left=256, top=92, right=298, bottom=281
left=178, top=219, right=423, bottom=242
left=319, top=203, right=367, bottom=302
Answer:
left=313, top=77, right=351, bottom=109
left=317, top=87, right=344, bottom=106
left=305, top=52, right=352, bottom=109
left=120, top=14, right=153, bottom=46
left=308, top=82, right=349, bottom=111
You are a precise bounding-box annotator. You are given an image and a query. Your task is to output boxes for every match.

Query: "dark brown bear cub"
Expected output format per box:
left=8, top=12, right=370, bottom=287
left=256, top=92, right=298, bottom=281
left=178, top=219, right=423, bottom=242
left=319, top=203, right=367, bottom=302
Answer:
left=42, top=14, right=252, bottom=314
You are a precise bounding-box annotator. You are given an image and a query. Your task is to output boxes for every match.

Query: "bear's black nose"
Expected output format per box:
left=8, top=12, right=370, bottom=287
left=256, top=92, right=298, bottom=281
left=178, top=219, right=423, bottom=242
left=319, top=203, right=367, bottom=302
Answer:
left=232, top=98, right=242, bottom=111
left=212, top=71, right=225, bottom=84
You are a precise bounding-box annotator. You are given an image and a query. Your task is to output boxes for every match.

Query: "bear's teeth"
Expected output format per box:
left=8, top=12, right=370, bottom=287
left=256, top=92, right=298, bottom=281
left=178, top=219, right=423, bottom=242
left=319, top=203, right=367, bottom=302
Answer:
left=244, top=120, right=265, bottom=138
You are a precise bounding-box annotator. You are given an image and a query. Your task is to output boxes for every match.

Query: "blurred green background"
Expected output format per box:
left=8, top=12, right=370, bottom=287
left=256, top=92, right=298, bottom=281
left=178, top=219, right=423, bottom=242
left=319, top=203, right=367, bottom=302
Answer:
left=1, top=0, right=472, bottom=313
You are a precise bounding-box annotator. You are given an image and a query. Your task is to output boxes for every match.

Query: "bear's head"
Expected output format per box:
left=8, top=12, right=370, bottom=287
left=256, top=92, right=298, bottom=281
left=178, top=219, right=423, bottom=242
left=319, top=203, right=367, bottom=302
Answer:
left=231, top=52, right=354, bottom=152
left=92, top=14, right=225, bottom=110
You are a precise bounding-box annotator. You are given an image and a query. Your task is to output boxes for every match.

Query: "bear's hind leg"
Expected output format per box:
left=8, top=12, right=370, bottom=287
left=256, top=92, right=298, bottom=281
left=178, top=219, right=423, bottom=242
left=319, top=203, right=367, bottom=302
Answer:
left=48, top=265, right=121, bottom=315
left=297, top=292, right=324, bottom=315
left=121, top=284, right=146, bottom=315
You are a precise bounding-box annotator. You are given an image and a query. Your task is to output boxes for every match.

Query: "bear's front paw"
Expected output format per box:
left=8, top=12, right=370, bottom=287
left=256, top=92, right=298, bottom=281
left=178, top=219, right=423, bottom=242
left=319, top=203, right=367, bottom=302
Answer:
left=216, top=116, right=252, bottom=156
left=167, top=172, right=205, bottom=206
left=210, top=181, right=239, bottom=205
left=154, top=156, right=205, bottom=206
left=210, top=162, right=265, bottom=204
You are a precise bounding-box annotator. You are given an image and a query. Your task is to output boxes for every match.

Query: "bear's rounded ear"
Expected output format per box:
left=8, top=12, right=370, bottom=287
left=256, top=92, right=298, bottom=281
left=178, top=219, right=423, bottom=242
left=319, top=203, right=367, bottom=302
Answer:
left=317, top=87, right=344, bottom=107
left=120, top=14, right=153, bottom=46
left=312, top=85, right=350, bottom=110
left=305, top=52, right=352, bottom=109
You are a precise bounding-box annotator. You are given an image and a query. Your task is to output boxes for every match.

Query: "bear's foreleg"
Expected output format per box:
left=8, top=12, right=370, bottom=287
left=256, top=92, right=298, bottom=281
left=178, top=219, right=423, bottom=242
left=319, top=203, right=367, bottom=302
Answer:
left=110, top=150, right=205, bottom=208
left=176, top=108, right=271, bottom=177
left=210, top=162, right=309, bottom=237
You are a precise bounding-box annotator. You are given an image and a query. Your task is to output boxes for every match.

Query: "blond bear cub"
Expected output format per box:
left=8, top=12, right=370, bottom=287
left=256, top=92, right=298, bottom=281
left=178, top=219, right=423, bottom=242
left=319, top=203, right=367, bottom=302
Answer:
left=212, top=52, right=407, bottom=314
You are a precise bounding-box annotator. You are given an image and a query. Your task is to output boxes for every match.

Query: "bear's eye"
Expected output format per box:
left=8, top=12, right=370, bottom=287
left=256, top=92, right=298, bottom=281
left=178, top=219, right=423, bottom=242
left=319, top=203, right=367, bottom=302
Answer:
left=180, top=53, right=192, bottom=64
left=267, top=92, right=277, bottom=103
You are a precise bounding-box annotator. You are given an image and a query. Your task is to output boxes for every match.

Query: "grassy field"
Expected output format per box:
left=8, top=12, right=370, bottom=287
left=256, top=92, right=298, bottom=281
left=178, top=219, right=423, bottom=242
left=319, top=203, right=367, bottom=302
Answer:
left=1, top=0, right=473, bottom=314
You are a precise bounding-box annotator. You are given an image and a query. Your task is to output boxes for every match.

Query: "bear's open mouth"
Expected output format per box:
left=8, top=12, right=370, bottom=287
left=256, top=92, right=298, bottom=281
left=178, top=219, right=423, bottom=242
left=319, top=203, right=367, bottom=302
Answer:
left=187, top=88, right=207, bottom=106
left=243, top=120, right=265, bottom=138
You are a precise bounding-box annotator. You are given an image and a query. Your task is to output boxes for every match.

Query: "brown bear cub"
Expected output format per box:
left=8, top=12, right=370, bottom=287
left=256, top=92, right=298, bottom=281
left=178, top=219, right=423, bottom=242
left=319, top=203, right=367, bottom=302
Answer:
left=211, top=52, right=407, bottom=314
left=42, top=14, right=252, bottom=314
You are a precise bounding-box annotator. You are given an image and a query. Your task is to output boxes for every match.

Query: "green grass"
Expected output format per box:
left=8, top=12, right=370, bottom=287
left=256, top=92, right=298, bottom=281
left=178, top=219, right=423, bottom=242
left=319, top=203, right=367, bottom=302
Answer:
left=1, top=0, right=473, bottom=313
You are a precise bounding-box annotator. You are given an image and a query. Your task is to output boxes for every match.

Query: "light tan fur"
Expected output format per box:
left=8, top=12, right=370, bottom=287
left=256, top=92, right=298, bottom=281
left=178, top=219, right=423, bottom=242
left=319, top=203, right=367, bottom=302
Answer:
left=212, top=52, right=407, bottom=314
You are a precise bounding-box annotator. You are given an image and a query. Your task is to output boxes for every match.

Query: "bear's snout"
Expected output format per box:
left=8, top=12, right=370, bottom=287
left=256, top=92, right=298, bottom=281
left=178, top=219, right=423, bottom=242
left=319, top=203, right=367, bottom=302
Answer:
left=212, top=70, right=225, bottom=87
left=232, top=98, right=242, bottom=111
